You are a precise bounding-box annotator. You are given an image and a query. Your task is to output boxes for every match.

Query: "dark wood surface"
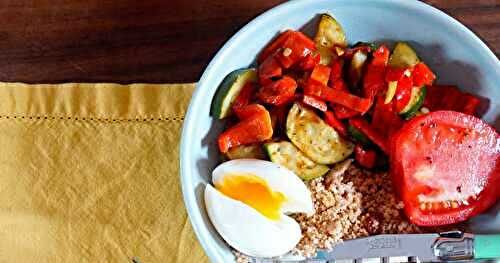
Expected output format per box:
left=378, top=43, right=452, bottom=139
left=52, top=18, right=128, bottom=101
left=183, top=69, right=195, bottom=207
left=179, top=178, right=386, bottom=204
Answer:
left=0, top=0, right=497, bottom=84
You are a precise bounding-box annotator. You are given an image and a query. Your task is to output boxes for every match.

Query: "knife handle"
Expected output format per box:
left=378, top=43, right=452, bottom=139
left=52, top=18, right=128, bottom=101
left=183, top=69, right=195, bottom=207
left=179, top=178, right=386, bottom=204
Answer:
left=474, top=234, right=500, bottom=259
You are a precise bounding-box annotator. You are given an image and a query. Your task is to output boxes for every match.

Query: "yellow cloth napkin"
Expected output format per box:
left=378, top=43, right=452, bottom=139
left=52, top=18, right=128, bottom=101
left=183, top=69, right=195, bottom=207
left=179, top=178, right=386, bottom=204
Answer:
left=0, top=83, right=208, bottom=263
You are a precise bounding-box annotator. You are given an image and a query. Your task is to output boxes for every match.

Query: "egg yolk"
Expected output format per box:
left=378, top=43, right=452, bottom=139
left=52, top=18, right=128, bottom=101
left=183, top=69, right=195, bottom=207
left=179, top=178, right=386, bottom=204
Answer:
left=215, top=173, right=286, bottom=220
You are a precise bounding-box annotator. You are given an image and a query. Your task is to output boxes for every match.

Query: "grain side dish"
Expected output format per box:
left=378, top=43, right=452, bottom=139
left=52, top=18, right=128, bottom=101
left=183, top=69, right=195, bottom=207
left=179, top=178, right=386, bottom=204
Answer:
left=203, top=13, right=499, bottom=260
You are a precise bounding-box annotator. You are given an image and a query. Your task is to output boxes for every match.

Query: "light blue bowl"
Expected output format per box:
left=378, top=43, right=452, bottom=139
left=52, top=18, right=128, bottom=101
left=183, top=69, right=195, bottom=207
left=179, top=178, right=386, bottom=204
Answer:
left=180, top=0, right=500, bottom=261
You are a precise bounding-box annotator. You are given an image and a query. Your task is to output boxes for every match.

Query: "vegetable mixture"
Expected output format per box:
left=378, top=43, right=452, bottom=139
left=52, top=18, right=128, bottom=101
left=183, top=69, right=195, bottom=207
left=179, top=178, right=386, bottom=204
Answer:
left=210, top=13, right=499, bottom=227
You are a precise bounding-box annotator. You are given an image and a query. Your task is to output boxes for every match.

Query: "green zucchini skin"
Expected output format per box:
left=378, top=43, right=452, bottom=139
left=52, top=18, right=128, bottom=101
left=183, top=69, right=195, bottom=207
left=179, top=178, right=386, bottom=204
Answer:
left=347, top=125, right=371, bottom=146
left=389, top=42, right=420, bottom=68
left=401, top=86, right=427, bottom=120
left=210, top=68, right=257, bottom=119
left=286, top=103, right=354, bottom=165
left=264, top=141, right=330, bottom=180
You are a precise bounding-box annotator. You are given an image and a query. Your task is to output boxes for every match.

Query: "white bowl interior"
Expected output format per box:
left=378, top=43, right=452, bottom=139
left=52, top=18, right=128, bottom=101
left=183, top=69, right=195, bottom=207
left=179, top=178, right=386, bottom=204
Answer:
left=181, top=0, right=500, bottom=262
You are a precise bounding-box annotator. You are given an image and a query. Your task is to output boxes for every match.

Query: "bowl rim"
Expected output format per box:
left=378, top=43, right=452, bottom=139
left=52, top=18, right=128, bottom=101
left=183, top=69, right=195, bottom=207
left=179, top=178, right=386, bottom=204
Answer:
left=180, top=0, right=499, bottom=261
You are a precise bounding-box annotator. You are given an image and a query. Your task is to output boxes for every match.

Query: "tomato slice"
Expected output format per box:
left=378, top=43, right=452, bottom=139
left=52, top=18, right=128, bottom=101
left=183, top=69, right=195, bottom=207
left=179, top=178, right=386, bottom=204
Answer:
left=390, top=111, right=499, bottom=226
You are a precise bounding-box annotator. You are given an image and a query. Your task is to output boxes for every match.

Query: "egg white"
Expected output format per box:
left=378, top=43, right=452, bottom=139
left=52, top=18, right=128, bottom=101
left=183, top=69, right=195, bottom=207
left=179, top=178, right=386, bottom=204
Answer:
left=204, top=184, right=302, bottom=258
left=211, top=159, right=314, bottom=215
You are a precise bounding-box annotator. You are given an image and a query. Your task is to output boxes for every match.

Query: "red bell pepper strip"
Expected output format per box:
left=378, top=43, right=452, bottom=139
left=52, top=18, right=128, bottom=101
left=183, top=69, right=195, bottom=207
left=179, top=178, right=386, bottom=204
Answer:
left=258, top=30, right=293, bottom=64
left=371, top=45, right=390, bottom=67
left=333, top=105, right=359, bottom=119
left=257, top=76, right=297, bottom=106
left=324, top=110, right=347, bottom=137
left=328, top=78, right=360, bottom=119
left=329, top=59, right=344, bottom=83
left=423, top=85, right=481, bottom=116
left=412, top=62, right=436, bottom=87
left=393, top=75, right=414, bottom=112
left=310, top=64, right=331, bottom=86
left=302, top=95, right=328, bottom=112
left=232, top=82, right=256, bottom=115
left=298, top=52, right=320, bottom=71
left=363, top=63, right=386, bottom=99
left=354, top=145, right=377, bottom=169
left=258, top=55, right=282, bottom=86
left=349, top=117, right=389, bottom=154
left=423, top=85, right=448, bottom=110
left=363, top=45, right=389, bottom=100
left=331, top=79, right=347, bottom=91
left=276, top=31, right=316, bottom=68
left=461, top=93, right=481, bottom=116
left=385, top=66, right=413, bottom=82
left=218, top=104, right=273, bottom=153
left=234, top=103, right=267, bottom=120
left=305, top=82, right=372, bottom=113
left=371, top=95, right=403, bottom=137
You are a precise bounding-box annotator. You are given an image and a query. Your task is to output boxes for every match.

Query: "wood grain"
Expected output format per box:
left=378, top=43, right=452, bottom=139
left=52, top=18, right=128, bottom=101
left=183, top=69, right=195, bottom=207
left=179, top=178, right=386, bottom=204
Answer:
left=0, top=0, right=496, bottom=83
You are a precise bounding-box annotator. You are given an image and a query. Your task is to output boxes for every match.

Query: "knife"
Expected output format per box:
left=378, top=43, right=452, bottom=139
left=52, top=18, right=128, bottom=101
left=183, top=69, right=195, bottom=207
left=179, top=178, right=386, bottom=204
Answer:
left=250, top=231, right=500, bottom=262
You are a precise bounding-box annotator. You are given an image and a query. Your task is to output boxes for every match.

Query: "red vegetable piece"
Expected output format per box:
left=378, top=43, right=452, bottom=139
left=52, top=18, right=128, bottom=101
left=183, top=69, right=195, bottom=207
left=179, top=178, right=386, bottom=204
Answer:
left=258, top=55, right=282, bottom=85
left=331, top=79, right=347, bottom=91
left=354, top=145, right=377, bottom=169
left=233, top=103, right=266, bottom=120
left=412, top=62, right=436, bottom=87
left=276, top=32, right=316, bottom=68
left=302, top=95, right=328, bottom=112
left=310, top=64, right=331, bottom=86
left=324, top=110, right=347, bottom=137
left=218, top=104, right=273, bottom=153
left=305, top=82, right=372, bottom=113
left=257, top=76, right=297, bottom=106
left=334, top=105, right=359, bottom=119
left=363, top=63, right=386, bottom=99
left=371, top=95, right=403, bottom=137
left=362, top=45, right=389, bottom=99
left=299, top=52, right=320, bottom=71
left=371, top=45, right=390, bottom=67
left=461, top=93, right=481, bottom=116
left=232, top=82, right=256, bottom=114
left=390, top=111, right=500, bottom=226
left=329, top=59, right=344, bottom=83
left=385, top=67, right=409, bottom=82
left=394, top=75, right=414, bottom=113
left=424, top=85, right=481, bottom=116
left=258, top=30, right=293, bottom=64
left=349, top=117, right=390, bottom=153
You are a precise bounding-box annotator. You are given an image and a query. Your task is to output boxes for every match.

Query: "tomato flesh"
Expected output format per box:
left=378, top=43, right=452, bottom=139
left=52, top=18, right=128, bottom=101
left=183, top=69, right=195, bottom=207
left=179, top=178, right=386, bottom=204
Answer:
left=390, top=111, right=499, bottom=226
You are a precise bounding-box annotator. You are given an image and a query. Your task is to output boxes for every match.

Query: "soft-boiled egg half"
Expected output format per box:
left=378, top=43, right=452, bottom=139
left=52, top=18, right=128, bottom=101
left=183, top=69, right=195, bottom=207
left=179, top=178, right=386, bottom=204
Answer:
left=204, top=159, right=314, bottom=258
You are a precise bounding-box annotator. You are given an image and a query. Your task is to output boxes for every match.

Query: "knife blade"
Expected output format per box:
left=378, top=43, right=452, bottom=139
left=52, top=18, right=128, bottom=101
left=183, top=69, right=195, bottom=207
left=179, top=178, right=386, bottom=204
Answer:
left=314, top=233, right=439, bottom=262
left=250, top=231, right=500, bottom=263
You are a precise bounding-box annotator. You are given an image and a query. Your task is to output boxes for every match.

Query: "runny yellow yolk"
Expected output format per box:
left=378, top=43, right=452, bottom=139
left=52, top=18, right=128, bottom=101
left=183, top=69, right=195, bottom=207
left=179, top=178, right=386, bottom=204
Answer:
left=215, top=173, right=286, bottom=220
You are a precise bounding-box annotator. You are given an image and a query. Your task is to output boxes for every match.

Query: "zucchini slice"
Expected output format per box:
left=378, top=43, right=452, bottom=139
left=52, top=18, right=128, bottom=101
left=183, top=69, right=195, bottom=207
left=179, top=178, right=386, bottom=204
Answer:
left=226, top=143, right=267, bottom=160
left=385, top=81, right=398, bottom=104
left=286, top=103, right=354, bottom=164
left=315, top=14, right=347, bottom=49
left=316, top=45, right=336, bottom=66
left=389, top=42, right=420, bottom=68
left=264, top=141, right=329, bottom=180
left=401, top=86, right=427, bottom=120
left=210, top=68, right=257, bottom=119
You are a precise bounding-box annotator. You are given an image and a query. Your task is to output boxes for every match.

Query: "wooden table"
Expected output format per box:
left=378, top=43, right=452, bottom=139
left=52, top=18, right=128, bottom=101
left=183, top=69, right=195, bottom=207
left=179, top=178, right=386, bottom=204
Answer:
left=0, top=0, right=497, bottom=83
